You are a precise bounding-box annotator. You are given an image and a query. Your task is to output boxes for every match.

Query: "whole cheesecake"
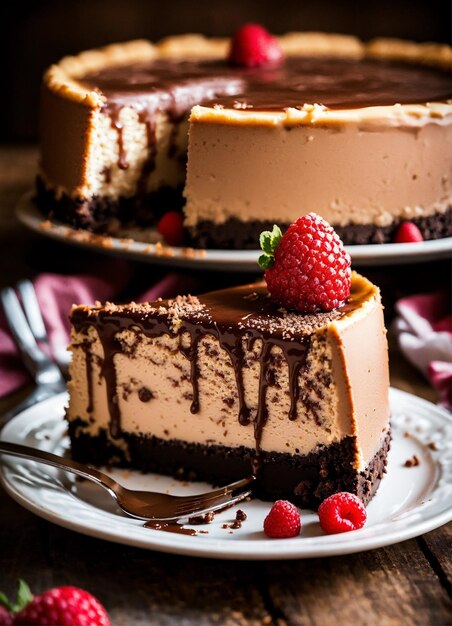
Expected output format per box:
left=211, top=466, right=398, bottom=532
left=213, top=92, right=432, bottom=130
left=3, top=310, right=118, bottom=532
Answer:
left=37, top=32, right=452, bottom=247
left=66, top=271, right=390, bottom=508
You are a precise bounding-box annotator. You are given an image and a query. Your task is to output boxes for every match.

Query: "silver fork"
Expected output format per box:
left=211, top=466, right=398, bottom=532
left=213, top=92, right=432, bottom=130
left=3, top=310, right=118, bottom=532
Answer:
left=0, top=441, right=255, bottom=521
left=1, top=280, right=67, bottom=426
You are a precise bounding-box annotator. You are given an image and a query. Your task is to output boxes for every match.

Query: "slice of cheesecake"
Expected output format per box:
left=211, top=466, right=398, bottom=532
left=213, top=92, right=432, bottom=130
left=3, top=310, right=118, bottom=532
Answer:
left=66, top=271, right=390, bottom=508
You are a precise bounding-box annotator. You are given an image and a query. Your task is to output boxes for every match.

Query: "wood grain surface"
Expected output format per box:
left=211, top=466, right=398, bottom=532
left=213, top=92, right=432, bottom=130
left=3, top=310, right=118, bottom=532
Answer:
left=0, top=146, right=450, bottom=626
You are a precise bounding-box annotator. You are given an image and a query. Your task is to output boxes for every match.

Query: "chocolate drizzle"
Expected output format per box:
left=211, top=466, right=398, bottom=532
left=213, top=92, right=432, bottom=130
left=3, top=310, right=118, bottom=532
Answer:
left=85, top=351, right=94, bottom=415
left=178, top=326, right=204, bottom=414
left=136, top=110, right=157, bottom=194
left=95, top=319, right=124, bottom=439
left=104, top=104, right=129, bottom=170
left=214, top=329, right=250, bottom=426
left=71, top=277, right=373, bottom=465
left=285, top=342, right=307, bottom=421
left=73, top=339, right=95, bottom=415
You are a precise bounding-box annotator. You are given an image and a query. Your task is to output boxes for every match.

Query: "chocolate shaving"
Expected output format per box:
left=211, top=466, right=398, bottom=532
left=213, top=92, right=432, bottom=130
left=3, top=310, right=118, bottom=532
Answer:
left=188, top=511, right=215, bottom=525
left=404, top=454, right=420, bottom=467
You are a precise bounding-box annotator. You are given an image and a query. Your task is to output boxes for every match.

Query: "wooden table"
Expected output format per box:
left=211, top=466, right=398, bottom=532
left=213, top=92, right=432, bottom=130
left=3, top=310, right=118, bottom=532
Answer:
left=0, top=146, right=450, bottom=626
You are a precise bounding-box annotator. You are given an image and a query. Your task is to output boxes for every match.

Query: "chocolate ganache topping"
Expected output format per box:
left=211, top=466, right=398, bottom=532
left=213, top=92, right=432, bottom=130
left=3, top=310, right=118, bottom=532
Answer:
left=81, top=56, right=451, bottom=112
left=71, top=276, right=373, bottom=460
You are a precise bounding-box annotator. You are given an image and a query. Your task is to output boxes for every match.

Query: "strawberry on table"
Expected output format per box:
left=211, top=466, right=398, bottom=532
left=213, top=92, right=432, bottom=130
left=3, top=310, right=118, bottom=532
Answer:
left=0, top=580, right=110, bottom=626
left=0, top=607, right=13, bottom=626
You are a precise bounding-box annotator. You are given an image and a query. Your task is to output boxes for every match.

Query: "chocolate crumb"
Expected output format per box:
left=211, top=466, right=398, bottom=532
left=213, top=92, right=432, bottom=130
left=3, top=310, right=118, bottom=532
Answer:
left=231, top=520, right=242, bottom=529
left=236, top=509, right=247, bottom=522
left=222, top=524, right=229, bottom=529
left=138, top=387, right=154, bottom=402
left=404, top=431, right=410, bottom=438
left=404, top=454, right=420, bottom=467
left=188, top=511, right=215, bottom=525
left=427, top=442, right=438, bottom=451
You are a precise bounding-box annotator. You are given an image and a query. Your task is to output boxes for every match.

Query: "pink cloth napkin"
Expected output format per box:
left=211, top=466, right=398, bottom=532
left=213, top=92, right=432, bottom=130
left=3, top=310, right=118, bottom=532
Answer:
left=0, top=267, right=200, bottom=398
left=393, top=291, right=452, bottom=410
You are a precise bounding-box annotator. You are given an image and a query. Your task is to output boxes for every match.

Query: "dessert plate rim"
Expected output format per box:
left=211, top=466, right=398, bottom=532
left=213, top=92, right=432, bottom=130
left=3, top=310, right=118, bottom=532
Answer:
left=1, top=387, right=451, bottom=560
left=17, top=191, right=452, bottom=271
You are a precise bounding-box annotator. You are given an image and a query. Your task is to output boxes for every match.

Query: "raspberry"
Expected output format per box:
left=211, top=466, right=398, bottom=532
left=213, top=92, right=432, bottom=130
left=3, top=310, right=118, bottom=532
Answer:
left=0, top=608, right=12, bottom=625
left=259, top=214, right=351, bottom=313
left=393, top=221, right=424, bottom=243
left=318, top=492, right=367, bottom=534
left=263, top=500, right=301, bottom=538
left=228, top=24, right=283, bottom=68
left=157, top=211, right=184, bottom=246
left=12, top=586, right=110, bottom=626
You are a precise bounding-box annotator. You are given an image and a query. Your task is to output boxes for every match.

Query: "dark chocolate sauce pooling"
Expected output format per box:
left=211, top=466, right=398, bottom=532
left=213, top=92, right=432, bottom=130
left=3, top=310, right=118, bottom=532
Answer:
left=71, top=279, right=373, bottom=465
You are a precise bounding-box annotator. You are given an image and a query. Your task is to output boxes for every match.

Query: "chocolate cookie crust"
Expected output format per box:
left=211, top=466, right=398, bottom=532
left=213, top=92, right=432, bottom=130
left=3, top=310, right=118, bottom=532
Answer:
left=36, top=176, right=184, bottom=234
left=188, top=211, right=452, bottom=248
left=68, top=420, right=390, bottom=509
left=36, top=178, right=452, bottom=246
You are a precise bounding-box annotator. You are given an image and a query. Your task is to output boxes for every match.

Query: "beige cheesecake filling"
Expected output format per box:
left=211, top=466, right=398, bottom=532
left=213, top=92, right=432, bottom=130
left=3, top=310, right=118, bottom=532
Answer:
left=67, top=275, right=389, bottom=469
left=40, top=88, right=189, bottom=200
left=184, top=113, right=452, bottom=229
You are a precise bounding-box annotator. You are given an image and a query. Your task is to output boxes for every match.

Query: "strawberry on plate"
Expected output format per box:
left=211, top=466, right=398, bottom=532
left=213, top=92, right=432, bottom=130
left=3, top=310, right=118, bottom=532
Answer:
left=263, top=500, right=301, bottom=538
left=318, top=492, right=367, bottom=534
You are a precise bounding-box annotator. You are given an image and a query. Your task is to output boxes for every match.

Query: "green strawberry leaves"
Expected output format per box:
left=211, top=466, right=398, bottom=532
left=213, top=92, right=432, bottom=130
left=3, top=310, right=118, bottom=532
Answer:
left=0, top=579, right=33, bottom=613
left=258, top=224, right=282, bottom=270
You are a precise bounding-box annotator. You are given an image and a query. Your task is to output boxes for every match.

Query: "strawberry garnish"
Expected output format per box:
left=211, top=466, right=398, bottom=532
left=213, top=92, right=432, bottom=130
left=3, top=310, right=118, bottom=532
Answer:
left=259, top=213, right=351, bottom=313
left=157, top=211, right=184, bottom=246
left=393, top=221, right=424, bottom=243
left=228, top=24, right=283, bottom=68
left=318, top=492, right=367, bottom=534
left=263, top=500, right=301, bottom=538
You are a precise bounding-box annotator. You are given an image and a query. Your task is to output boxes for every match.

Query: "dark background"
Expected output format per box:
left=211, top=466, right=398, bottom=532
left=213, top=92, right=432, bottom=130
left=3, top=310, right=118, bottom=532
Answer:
left=3, top=0, right=451, bottom=141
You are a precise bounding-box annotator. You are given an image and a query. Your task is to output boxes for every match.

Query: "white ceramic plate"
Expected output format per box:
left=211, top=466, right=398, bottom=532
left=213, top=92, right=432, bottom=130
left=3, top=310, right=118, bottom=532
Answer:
left=17, top=192, right=452, bottom=271
left=1, top=388, right=451, bottom=560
